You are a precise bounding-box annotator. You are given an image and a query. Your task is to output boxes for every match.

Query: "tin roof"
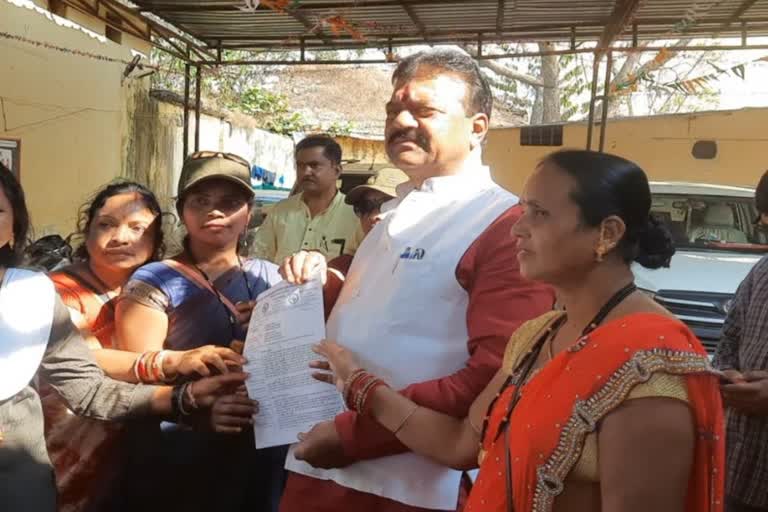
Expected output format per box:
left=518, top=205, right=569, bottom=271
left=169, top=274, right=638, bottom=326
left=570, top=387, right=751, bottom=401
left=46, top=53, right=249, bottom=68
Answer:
left=124, top=0, right=768, bottom=54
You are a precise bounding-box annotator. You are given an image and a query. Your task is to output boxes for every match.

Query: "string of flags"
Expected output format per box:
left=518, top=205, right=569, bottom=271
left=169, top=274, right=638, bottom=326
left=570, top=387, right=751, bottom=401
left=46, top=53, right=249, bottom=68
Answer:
left=664, top=62, right=747, bottom=94
left=238, top=0, right=369, bottom=42
left=312, top=15, right=366, bottom=42
left=611, top=53, right=768, bottom=96
left=610, top=48, right=675, bottom=94
left=235, top=0, right=408, bottom=61
left=237, top=0, right=432, bottom=46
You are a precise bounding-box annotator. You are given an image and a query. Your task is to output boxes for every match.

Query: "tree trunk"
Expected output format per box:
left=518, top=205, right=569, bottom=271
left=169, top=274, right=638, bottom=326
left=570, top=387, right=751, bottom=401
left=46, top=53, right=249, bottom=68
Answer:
left=530, top=87, right=543, bottom=124
left=607, top=50, right=642, bottom=117
left=599, top=38, right=692, bottom=118
left=539, top=42, right=560, bottom=123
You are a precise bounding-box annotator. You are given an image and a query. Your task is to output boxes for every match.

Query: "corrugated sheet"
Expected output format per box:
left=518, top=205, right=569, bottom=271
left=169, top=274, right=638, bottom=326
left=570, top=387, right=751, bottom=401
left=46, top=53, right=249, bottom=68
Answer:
left=129, top=0, right=768, bottom=51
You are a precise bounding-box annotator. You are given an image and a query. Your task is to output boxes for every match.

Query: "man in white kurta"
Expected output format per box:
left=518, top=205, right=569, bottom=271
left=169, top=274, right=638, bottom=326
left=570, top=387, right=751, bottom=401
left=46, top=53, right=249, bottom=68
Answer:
left=278, top=49, right=554, bottom=512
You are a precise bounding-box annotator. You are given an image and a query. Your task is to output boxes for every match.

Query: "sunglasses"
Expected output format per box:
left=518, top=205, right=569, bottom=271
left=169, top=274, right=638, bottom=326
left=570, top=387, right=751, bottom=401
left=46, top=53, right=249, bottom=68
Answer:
left=353, top=197, right=389, bottom=217
left=186, top=151, right=250, bottom=170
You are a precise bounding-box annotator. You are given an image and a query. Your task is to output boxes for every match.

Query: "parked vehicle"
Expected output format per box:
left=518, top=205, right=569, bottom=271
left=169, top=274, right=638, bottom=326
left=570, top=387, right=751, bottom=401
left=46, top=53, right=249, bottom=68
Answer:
left=634, top=182, right=767, bottom=355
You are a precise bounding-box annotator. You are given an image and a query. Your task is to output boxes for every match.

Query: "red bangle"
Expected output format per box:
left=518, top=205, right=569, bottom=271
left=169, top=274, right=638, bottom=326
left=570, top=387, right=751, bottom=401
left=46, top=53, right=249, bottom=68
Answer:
left=342, top=370, right=391, bottom=413
left=354, top=375, right=375, bottom=412
left=355, top=375, right=386, bottom=413
left=138, top=351, right=157, bottom=383
left=136, top=352, right=149, bottom=383
left=345, top=371, right=373, bottom=410
left=360, top=380, right=388, bottom=415
left=342, top=369, right=366, bottom=407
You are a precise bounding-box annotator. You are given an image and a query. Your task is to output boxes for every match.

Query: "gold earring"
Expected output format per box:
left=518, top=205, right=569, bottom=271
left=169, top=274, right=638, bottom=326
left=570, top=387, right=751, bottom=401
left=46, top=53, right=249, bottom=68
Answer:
left=595, top=247, right=605, bottom=263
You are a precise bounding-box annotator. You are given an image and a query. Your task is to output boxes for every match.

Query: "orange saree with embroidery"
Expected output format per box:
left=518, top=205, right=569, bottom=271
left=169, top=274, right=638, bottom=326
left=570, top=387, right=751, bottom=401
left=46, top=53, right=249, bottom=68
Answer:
left=41, top=270, right=121, bottom=512
left=465, top=312, right=725, bottom=512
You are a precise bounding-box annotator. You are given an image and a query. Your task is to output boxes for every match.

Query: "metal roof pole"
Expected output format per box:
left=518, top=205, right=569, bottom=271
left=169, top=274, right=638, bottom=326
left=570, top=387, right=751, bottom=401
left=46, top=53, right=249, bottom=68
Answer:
left=585, top=51, right=601, bottom=151
left=598, top=50, right=613, bottom=153
left=194, top=64, right=202, bottom=152
left=182, top=47, right=191, bottom=159
left=742, top=21, right=748, bottom=46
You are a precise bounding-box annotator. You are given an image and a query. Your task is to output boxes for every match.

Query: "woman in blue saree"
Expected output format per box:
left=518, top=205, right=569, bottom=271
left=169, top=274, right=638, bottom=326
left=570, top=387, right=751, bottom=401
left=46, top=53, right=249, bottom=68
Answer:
left=114, top=152, right=286, bottom=512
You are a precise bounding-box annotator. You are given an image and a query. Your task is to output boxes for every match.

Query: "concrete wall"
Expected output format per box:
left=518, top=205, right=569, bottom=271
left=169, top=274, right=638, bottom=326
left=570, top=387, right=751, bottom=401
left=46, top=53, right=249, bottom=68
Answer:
left=0, top=0, right=151, bottom=237
left=129, top=98, right=296, bottom=211
left=485, top=107, right=768, bottom=195
left=1, top=0, right=294, bottom=240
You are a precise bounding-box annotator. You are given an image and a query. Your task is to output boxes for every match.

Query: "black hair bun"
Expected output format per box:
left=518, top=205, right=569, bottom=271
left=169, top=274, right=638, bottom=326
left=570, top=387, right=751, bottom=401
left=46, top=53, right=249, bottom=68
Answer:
left=635, top=214, right=675, bottom=269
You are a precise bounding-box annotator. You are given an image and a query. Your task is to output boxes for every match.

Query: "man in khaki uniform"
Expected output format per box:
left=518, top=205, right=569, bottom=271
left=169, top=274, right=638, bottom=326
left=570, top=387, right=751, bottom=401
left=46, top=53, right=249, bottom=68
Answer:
left=321, top=167, right=409, bottom=318
left=249, top=135, right=359, bottom=264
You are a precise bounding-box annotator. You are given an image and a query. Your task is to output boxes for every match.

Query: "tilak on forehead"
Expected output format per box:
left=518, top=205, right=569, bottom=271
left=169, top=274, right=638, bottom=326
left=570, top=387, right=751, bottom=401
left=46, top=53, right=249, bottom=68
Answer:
left=398, top=82, right=413, bottom=99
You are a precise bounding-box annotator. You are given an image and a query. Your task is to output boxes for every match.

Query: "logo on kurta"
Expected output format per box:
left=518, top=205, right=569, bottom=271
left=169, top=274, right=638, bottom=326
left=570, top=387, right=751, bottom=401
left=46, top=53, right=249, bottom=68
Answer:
left=399, top=247, right=426, bottom=260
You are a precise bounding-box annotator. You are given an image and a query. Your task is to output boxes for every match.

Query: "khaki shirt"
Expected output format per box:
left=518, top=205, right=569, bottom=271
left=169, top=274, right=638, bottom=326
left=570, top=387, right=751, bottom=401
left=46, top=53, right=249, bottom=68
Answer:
left=249, top=191, right=361, bottom=264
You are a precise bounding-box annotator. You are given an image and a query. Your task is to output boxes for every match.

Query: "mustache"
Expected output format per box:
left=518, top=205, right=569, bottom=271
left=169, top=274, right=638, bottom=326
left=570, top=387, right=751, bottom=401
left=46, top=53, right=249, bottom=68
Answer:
left=387, top=129, right=429, bottom=150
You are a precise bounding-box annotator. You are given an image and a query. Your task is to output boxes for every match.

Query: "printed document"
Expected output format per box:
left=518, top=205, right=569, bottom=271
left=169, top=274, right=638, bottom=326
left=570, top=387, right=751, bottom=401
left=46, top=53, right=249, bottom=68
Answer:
left=243, top=278, right=345, bottom=448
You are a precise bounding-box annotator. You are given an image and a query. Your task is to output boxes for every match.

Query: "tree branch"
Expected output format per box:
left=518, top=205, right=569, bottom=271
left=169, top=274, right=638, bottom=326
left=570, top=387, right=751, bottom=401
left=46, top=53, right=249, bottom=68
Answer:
left=614, top=37, right=692, bottom=86
left=459, top=45, right=545, bottom=88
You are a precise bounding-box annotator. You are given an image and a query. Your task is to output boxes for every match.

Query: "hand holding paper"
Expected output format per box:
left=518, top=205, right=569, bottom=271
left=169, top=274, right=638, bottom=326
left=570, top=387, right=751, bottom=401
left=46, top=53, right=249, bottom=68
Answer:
left=242, top=278, right=345, bottom=448
left=309, top=340, right=363, bottom=392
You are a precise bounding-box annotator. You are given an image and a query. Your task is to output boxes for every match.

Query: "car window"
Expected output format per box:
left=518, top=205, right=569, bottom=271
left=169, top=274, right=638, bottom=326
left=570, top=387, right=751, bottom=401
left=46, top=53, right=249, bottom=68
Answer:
left=651, top=193, right=768, bottom=254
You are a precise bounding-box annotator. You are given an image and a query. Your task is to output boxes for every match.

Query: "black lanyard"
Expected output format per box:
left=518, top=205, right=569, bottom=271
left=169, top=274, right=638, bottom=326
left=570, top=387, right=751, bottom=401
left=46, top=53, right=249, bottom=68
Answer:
left=186, top=254, right=255, bottom=338
left=483, top=281, right=637, bottom=512
left=483, top=281, right=637, bottom=444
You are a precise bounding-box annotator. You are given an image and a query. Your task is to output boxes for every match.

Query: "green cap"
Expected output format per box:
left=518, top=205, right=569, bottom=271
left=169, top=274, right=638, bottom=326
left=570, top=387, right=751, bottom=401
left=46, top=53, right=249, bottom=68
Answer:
left=178, top=151, right=254, bottom=198
left=345, top=167, right=409, bottom=205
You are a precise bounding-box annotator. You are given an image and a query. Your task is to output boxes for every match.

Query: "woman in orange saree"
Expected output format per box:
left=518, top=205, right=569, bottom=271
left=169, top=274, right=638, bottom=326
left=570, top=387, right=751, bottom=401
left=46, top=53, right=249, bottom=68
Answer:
left=306, top=150, right=725, bottom=512
left=468, top=309, right=723, bottom=512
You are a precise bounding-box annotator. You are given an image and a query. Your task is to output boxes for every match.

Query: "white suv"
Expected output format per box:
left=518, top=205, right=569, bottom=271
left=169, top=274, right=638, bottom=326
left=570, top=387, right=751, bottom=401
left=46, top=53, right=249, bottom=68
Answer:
left=633, top=182, right=767, bottom=355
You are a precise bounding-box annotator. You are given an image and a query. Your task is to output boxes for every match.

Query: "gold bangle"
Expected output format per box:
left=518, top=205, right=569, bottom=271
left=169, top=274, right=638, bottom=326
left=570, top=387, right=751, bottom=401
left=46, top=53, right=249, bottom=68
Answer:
left=342, top=369, right=367, bottom=406
left=392, top=404, right=419, bottom=435
left=356, top=376, right=379, bottom=413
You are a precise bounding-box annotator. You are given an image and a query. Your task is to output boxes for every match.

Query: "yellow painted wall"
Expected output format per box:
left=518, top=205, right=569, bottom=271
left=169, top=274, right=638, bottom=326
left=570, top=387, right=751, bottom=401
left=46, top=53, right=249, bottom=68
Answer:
left=485, top=108, right=768, bottom=195
left=0, top=0, right=152, bottom=236
left=337, top=135, right=387, bottom=166
left=1, top=0, right=292, bottom=243
left=338, top=108, right=768, bottom=194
